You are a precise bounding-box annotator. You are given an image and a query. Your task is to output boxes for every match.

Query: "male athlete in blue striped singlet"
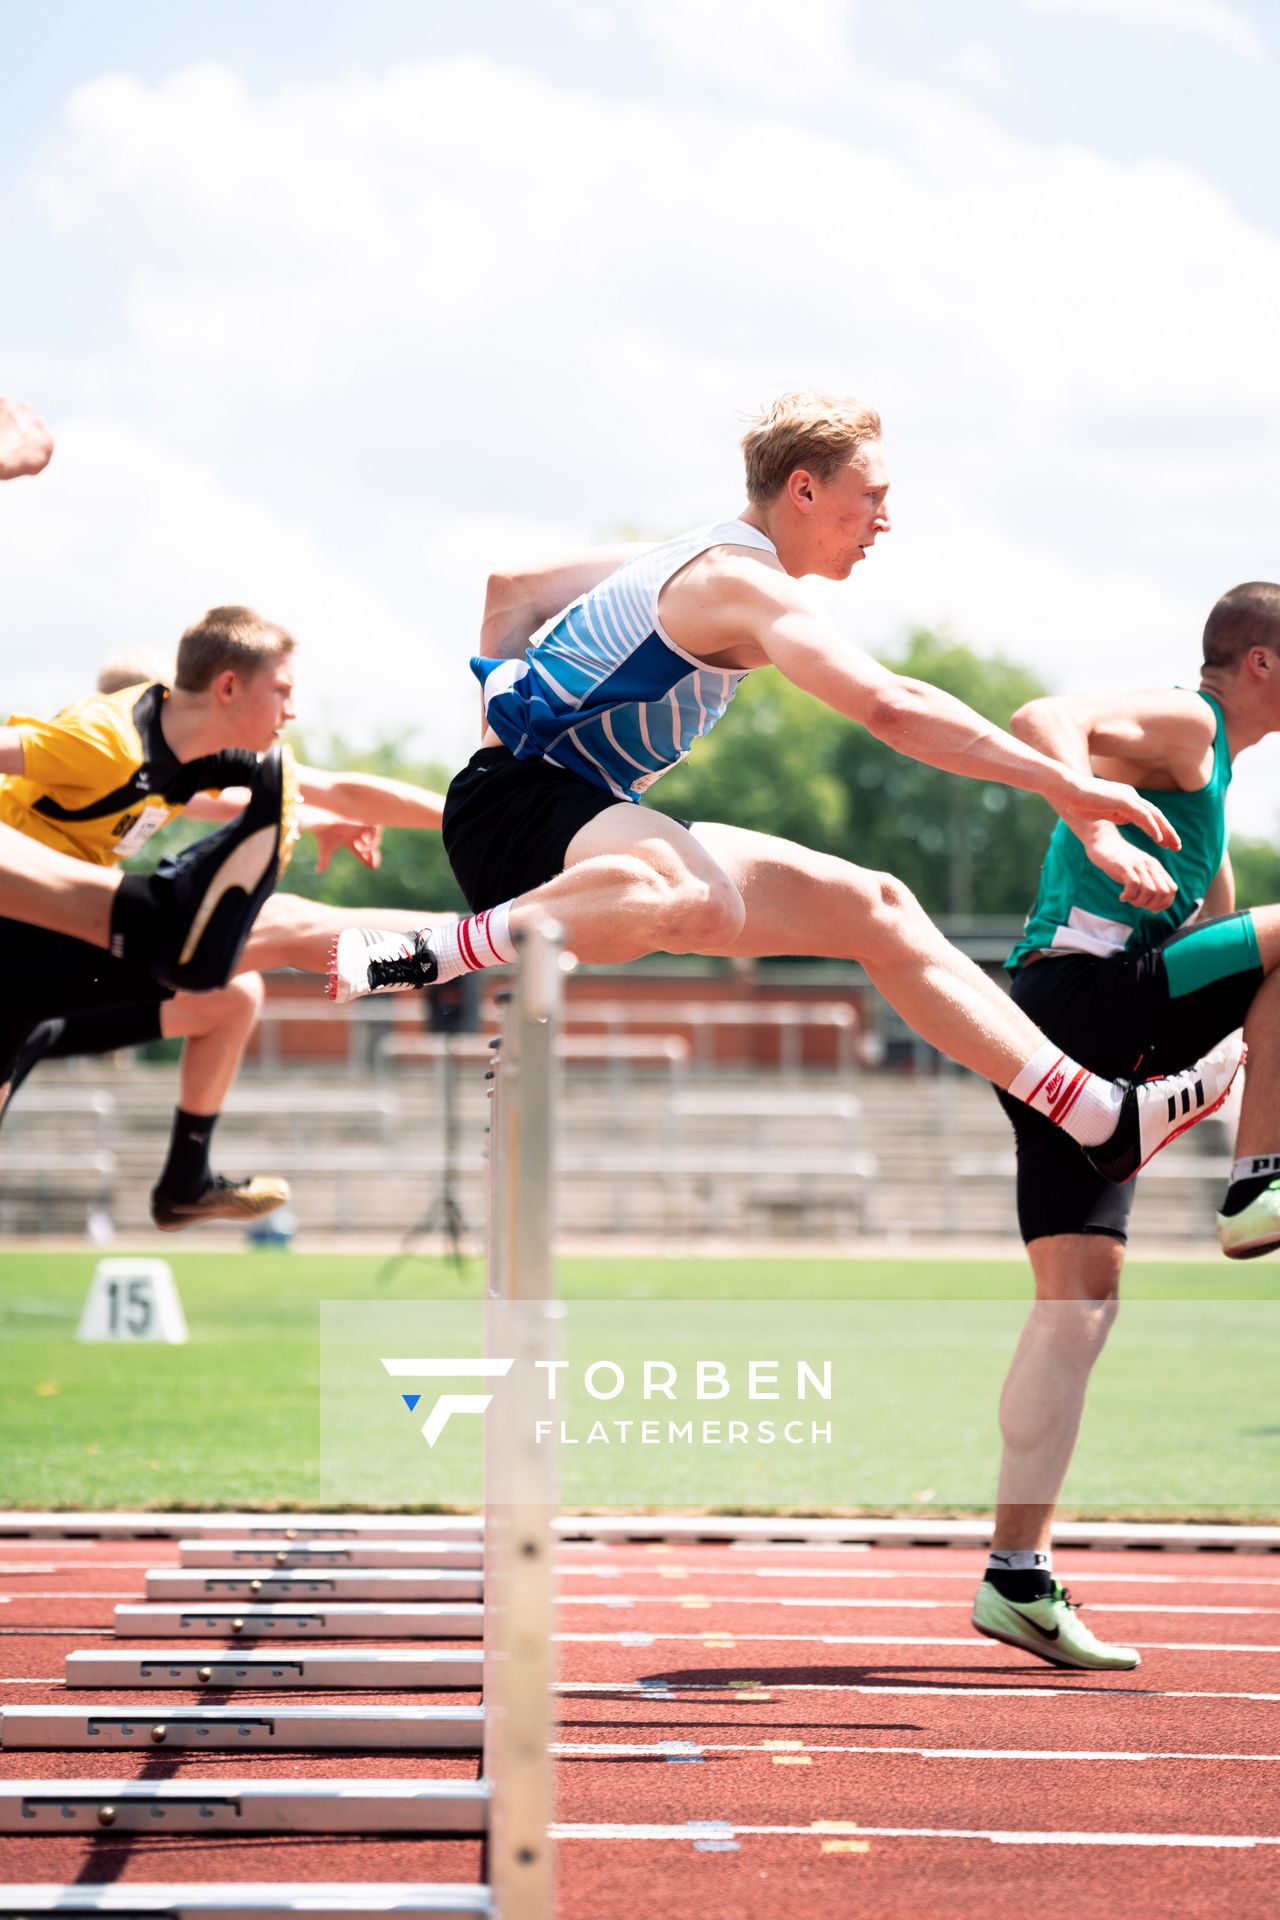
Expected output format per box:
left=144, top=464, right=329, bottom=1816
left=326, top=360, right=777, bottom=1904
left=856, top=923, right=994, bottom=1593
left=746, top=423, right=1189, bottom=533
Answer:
left=332, top=391, right=1241, bottom=1183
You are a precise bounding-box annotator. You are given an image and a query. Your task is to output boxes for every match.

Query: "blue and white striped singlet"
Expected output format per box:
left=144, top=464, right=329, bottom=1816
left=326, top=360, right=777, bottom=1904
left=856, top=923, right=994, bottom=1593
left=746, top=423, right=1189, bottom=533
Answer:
left=471, top=519, right=777, bottom=801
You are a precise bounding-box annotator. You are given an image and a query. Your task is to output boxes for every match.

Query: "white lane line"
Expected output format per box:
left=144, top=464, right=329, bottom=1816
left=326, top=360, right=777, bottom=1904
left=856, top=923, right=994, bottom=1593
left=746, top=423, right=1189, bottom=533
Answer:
left=551, top=1820, right=1280, bottom=1850
left=554, top=1740, right=1280, bottom=1762
left=0, top=1627, right=112, bottom=1636
left=557, top=1680, right=1280, bottom=1701
left=1, top=1591, right=140, bottom=1601
left=556, top=1630, right=1280, bottom=1653
left=0, top=1672, right=1270, bottom=1703
left=555, top=1594, right=1280, bottom=1617
left=563, top=1565, right=1280, bottom=1590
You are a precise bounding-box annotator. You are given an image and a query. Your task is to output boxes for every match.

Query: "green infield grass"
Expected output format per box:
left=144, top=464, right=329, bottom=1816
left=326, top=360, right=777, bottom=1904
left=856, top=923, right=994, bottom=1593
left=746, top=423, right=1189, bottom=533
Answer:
left=0, top=1249, right=1276, bottom=1517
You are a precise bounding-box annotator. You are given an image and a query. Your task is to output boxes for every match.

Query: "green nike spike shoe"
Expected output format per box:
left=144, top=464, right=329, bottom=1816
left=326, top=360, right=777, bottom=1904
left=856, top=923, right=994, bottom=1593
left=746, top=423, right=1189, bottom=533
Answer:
left=1218, top=1178, right=1280, bottom=1260
left=971, top=1578, right=1139, bottom=1671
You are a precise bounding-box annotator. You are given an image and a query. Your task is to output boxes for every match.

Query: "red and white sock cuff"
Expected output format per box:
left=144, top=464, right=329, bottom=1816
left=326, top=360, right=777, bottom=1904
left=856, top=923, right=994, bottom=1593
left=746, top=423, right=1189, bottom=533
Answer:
left=455, top=900, right=517, bottom=972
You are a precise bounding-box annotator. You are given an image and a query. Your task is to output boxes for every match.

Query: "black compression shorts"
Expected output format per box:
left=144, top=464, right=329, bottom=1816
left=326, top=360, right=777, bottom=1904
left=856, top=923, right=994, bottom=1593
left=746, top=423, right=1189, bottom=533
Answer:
left=443, top=745, right=686, bottom=913
left=0, top=916, right=172, bottom=1084
left=995, top=912, right=1262, bottom=1244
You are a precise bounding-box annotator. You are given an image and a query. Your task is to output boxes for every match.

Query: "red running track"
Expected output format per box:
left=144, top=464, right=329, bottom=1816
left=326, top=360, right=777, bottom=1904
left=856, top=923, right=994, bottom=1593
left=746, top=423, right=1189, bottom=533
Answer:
left=1, top=1537, right=1279, bottom=1916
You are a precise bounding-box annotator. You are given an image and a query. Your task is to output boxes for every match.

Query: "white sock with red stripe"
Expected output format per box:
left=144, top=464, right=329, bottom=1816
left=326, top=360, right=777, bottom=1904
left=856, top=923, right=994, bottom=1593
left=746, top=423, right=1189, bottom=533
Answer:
left=430, top=901, right=517, bottom=982
left=1007, top=1043, right=1124, bottom=1146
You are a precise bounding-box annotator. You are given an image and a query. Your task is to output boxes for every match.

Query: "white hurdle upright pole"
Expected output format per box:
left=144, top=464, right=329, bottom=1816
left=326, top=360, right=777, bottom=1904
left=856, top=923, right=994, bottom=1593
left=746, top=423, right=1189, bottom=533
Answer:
left=484, top=918, right=566, bottom=1919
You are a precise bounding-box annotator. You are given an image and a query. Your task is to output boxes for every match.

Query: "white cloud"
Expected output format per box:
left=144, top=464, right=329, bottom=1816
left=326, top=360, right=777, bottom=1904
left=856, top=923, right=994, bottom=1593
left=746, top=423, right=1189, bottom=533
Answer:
left=1, top=416, right=581, bottom=767
left=634, top=0, right=859, bottom=105
left=1023, top=0, right=1264, bottom=62
left=10, top=49, right=1280, bottom=833
left=951, top=40, right=1010, bottom=94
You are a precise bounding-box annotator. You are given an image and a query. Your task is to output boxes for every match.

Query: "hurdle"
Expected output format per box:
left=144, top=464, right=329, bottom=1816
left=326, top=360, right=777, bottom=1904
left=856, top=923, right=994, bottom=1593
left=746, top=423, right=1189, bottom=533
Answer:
left=0, top=922, right=566, bottom=1918
left=480, top=920, right=565, bottom=1917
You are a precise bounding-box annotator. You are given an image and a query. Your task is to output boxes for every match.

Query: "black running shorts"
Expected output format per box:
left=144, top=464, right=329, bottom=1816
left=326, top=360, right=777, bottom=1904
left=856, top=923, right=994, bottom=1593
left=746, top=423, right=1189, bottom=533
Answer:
left=995, top=913, right=1262, bottom=1245
left=0, top=916, right=171, bottom=1084
left=442, top=746, right=630, bottom=912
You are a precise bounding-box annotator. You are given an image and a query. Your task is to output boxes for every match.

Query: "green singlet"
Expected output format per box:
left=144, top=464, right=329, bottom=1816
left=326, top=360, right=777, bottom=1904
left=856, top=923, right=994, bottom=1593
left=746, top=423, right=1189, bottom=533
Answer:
left=1006, top=691, right=1233, bottom=973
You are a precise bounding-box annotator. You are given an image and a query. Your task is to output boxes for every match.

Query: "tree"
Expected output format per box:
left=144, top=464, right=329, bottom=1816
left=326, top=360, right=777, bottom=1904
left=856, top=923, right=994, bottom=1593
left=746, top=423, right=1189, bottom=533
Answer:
left=1229, top=836, right=1280, bottom=911
left=827, top=631, right=1055, bottom=918
left=654, top=629, right=1056, bottom=919
left=276, top=734, right=465, bottom=914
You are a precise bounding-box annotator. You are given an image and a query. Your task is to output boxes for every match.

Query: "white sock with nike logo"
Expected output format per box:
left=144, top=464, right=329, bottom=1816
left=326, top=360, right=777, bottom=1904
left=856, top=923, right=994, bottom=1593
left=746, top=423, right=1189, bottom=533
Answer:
left=1007, top=1043, right=1124, bottom=1146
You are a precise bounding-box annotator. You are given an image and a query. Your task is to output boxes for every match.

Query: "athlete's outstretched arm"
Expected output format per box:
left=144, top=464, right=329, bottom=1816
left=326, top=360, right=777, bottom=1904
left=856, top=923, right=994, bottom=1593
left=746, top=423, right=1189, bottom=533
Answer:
left=480, top=545, right=650, bottom=659
left=186, top=791, right=384, bottom=871
left=721, top=569, right=1181, bottom=851
left=292, top=764, right=444, bottom=832
left=0, top=399, right=53, bottom=481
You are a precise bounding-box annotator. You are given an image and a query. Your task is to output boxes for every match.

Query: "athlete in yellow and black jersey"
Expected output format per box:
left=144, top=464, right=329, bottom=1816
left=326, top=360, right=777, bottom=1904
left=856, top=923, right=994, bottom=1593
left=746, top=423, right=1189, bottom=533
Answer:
left=0, top=681, right=261, bottom=867
left=0, top=630, right=296, bottom=1230
left=0, top=610, right=447, bottom=1229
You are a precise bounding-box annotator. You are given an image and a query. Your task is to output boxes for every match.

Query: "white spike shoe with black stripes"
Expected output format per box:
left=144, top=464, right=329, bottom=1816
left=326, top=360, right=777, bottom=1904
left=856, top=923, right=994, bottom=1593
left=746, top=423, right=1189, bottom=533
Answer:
left=1083, top=1035, right=1245, bottom=1185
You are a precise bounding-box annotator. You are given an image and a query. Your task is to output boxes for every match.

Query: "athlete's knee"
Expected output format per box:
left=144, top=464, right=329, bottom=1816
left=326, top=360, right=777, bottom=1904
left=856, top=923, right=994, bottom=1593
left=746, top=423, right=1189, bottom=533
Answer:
left=192, top=971, right=265, bottom=1036
left=664, top=865, right=743, bottom=948
left=618, top=853, right=743, bottom=949
left=857, top=869, right=930, bottom=954
left=1026, top=1287, right=1119, bottom=1370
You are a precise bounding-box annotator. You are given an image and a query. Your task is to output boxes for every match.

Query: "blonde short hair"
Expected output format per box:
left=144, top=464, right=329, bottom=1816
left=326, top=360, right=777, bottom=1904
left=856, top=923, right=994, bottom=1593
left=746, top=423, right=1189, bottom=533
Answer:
left=742, top=390, right=883, bottom=505
left=97, top=649, right=173, bottom=695
left=175, top=606, right=296, bottom=693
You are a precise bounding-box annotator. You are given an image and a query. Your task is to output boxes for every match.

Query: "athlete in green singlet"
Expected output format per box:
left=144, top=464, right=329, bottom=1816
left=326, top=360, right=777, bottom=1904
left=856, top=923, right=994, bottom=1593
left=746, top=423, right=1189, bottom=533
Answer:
left=972, top=581, right=1280, bottom=1672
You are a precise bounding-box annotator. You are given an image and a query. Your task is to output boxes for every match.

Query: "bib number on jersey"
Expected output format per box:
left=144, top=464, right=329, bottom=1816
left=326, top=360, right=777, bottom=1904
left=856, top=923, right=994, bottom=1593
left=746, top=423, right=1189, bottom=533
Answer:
left=113, top=805, right=168, bottom=857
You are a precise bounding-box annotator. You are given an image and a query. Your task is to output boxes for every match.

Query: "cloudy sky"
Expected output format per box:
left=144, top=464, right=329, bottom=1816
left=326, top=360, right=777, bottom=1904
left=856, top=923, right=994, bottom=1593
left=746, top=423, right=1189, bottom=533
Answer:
left=5, top=0, right=1279, bottom=829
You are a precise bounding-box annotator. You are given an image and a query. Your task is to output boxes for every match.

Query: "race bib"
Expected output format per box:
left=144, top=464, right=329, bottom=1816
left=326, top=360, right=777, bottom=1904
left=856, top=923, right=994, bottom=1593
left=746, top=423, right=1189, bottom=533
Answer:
left=113, top=806, right=169, bottom=857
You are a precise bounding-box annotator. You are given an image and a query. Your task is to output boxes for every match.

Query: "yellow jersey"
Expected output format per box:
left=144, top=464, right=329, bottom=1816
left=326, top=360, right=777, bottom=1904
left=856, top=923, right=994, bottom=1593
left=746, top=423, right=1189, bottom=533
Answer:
left=0, top=683, right=256, bottom=868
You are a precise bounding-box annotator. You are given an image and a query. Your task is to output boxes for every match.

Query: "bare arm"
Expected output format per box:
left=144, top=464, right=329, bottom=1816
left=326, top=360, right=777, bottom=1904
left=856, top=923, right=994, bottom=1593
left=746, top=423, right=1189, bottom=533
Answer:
left=294, top=765, right=445, bottom=832
left=745, top=582, right=1181, bottom=850
left=1201, top=853, right=1236, bottom=920
left=0, top=399, right=53, bottom=481
left=0, top=728, right=25, bottom=777
left=1008, top=688, right=1219, bottom=909
left=186, top=790, right=384, bottom=872
left=1009, top=688, right=1215, bottom=787
left=479, top=545, right=650, bottom=660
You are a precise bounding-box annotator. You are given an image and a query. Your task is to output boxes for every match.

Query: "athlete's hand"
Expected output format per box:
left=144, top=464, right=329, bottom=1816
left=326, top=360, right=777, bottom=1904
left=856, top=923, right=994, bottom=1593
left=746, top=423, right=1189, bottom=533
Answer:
left=1058, top=773, right=1181, bottom=852
left=1078, top=822, right=1178, bottom=913
left=312, top=819, right=382, bottom=873
left=0, top=399, right=54, bottom=481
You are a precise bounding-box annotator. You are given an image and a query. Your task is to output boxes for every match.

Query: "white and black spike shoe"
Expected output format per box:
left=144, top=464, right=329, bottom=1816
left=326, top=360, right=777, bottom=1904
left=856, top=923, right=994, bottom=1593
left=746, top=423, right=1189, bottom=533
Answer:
left=1083, top=1035, right=1245, bottom=1185
left=326, top=925, right=441, bottom=1004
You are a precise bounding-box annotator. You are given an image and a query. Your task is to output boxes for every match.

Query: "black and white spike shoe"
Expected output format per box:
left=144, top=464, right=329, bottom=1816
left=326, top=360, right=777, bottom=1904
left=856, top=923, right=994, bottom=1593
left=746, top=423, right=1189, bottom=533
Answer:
left=1083, top=1035, right=1245, bottom=1185
left=326, top=926, right=442, bottom=1004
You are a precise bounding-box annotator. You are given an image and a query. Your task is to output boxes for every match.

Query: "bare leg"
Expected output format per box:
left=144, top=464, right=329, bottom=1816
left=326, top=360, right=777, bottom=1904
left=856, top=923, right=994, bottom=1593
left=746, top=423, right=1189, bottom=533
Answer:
left=1232, top=907, right=1280, bottom=1156
left=689, top=822, right=1050, bottom=1086
left=240, top=893, right=457, bottom=975
left=162, top=975, right=265, bottom=1114
left=0, top=820, right=116, bottom=949
left=506, top=805, right=746, bottom=960
left=151, top=971, right=287, bottom=1224
left=405, top=810, right=1124, bottom=1087
left=991, top=1236, right=1123, bottom=1551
